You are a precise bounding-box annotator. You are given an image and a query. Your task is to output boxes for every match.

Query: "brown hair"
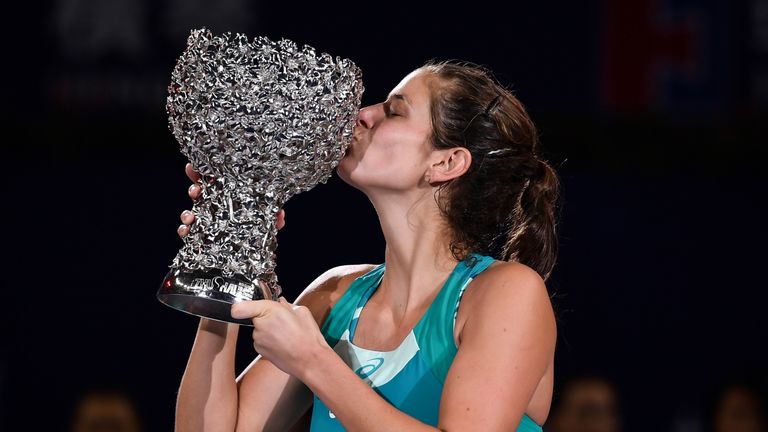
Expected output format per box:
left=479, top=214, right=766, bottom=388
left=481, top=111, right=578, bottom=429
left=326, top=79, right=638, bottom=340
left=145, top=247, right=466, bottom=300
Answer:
left=422, top=60, right=561, bottom=281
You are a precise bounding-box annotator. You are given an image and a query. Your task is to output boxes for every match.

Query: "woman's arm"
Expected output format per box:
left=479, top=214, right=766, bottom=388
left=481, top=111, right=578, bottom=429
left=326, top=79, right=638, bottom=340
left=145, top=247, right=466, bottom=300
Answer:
left=437, top=262, right=555, bottom=430
left=234, top=264, right=375, bottom=432
left=174, top=264, right=368, bottom=432
left=297, top=261, right=556, bottom=432
left=174, top=318, right=315, bottom=432
left=176, top=319, right=240, bottom=432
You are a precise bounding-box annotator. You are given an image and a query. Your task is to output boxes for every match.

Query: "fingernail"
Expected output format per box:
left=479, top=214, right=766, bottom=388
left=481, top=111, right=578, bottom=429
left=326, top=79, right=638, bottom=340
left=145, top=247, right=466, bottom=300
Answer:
left=188, top=184, right=197, bottom=194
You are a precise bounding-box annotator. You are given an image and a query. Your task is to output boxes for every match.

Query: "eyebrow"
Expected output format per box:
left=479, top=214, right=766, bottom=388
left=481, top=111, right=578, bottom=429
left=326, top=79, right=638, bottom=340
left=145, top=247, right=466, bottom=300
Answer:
left=386, top=93, right=411, bottom=106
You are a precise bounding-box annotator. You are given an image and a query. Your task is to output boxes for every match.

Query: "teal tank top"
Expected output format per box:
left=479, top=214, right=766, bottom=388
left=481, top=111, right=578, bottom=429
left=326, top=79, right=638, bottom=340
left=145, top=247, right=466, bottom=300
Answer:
left=309, top=252, right=543, bottom=431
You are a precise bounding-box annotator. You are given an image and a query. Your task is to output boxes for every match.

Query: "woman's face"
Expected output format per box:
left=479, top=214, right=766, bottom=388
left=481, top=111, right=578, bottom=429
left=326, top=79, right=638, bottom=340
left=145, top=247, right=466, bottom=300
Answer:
left=336, top=68, right=435, bottom=195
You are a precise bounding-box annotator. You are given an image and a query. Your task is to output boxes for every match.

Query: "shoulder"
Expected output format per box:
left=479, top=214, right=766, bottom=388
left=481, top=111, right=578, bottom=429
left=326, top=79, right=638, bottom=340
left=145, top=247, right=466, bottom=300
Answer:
left=458, top=261, right=555, bottom=345
left=473, top=260, right=549, bottom=299
left=293, top=263, right=379, bottom=328
left=440, top=261, right=556, bottom=429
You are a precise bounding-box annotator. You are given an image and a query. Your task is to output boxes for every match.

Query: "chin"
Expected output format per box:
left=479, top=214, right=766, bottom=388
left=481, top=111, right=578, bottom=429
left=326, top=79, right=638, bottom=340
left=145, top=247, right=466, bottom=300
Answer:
left=335, top=160, right=366, bottom=193
left=335, top=160, right=354, bottom=186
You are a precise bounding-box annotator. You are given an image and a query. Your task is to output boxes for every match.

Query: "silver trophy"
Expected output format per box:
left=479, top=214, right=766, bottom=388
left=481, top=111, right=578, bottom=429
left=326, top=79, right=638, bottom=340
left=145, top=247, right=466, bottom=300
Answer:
left=157, top=28, right=364, bottom=325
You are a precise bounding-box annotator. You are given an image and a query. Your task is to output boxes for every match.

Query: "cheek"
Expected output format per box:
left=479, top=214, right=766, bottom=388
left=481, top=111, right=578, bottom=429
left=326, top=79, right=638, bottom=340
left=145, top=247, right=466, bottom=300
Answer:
left=377, top=122, right=429, bottom=157
left=338, top=140, right=423, bottom=189
left=369, top=129, right=425, bottom=172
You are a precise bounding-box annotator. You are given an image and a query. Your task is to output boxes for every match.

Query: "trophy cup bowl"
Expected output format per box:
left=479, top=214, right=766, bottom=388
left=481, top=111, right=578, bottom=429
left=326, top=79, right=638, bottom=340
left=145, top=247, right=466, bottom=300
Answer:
left=157, top=28, right=364, bottom=325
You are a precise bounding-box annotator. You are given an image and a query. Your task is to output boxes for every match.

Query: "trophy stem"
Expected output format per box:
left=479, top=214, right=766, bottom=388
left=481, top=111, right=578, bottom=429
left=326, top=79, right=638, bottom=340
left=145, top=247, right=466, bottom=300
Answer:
left=157, top=178, right=285, bottom=325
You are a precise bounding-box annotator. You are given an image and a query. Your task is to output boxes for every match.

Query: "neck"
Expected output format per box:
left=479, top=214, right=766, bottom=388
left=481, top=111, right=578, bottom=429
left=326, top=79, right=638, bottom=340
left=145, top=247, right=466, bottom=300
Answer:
left=366, top=187, right=462, bottom=323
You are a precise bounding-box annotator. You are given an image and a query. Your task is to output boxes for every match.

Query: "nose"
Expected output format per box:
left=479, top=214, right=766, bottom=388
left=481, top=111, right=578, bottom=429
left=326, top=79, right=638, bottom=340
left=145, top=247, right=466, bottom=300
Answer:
left=356, top=104, right=378, bottom=131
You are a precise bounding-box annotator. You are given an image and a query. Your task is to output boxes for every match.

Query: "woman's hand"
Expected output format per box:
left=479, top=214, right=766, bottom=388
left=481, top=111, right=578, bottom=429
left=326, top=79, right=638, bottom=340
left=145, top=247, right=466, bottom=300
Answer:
left=231, top=297, right=329, bottom=380
left=177, top=162, right=286, bottom=238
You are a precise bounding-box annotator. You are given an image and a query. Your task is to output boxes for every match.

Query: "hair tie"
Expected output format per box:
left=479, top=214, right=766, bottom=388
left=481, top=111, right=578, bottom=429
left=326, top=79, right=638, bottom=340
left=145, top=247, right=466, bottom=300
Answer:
left=485, top=147, right=514, bottom=157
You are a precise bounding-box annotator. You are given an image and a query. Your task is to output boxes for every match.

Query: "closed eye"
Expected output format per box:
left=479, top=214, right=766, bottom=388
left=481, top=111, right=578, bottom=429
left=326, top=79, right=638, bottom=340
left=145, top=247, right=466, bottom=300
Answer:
left=383, top=102, right=400, bottom=117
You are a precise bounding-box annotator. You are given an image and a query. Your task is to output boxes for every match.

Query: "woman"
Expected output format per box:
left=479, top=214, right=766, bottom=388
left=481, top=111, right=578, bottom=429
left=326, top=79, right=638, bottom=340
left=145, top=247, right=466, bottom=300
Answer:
left=174, top=60, right=560, bottom=432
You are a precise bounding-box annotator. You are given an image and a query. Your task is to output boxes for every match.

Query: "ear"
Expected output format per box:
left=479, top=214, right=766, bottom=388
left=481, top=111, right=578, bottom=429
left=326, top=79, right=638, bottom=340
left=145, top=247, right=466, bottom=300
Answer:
left=425, top=147, right=472, bottom=184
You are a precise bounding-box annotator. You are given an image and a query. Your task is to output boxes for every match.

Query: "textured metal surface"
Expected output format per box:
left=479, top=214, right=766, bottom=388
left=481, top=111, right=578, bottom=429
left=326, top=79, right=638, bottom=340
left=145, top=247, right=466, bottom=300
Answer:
left=159, top=28, right=363, bottom=320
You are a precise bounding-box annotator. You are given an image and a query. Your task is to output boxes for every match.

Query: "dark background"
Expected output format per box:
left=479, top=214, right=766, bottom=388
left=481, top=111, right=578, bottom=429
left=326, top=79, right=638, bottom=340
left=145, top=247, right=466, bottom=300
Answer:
left=4, top=0, right=767, bottom=430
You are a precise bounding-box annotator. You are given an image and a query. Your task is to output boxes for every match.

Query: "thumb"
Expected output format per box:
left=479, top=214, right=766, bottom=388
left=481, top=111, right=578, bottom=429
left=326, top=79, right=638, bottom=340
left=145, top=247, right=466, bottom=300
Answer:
left=231, top=300, right=271, bottom=320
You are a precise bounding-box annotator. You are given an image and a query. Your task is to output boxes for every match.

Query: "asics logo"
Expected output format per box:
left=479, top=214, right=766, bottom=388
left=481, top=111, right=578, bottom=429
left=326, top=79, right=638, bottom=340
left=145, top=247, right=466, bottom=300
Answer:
left=355, top=357, right=384, bottom=379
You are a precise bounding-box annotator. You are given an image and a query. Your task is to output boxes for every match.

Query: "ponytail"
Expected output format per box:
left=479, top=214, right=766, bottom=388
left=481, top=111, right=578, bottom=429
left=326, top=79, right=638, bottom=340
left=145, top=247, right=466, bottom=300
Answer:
left=502, top=158, right=560, bottom=281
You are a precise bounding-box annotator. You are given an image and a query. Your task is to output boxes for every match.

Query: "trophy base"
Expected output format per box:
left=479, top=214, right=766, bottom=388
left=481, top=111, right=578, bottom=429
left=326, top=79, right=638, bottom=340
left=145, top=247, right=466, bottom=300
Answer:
left=157, top=268, right=272, bottom=326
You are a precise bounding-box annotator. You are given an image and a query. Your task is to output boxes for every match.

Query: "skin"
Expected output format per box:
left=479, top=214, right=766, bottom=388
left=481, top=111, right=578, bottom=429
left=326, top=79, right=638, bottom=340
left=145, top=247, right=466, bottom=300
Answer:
left=178, top=68, right=556, bottom=429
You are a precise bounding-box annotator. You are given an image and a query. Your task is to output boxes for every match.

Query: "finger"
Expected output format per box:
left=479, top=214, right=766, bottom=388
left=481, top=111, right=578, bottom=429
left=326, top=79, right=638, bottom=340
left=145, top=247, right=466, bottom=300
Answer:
left=177, top=224, right=189, bottom=238
left=276, top=209, right=286, bottom=230
left=180, top=210, right=196, bottom=225
left=277, top=296, right=292, bottom=309
left=188, top=183, right=201, bottom=200
left=231, top=300, right=274, bottom=320
left=185, top=163, right=201, bottom=183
